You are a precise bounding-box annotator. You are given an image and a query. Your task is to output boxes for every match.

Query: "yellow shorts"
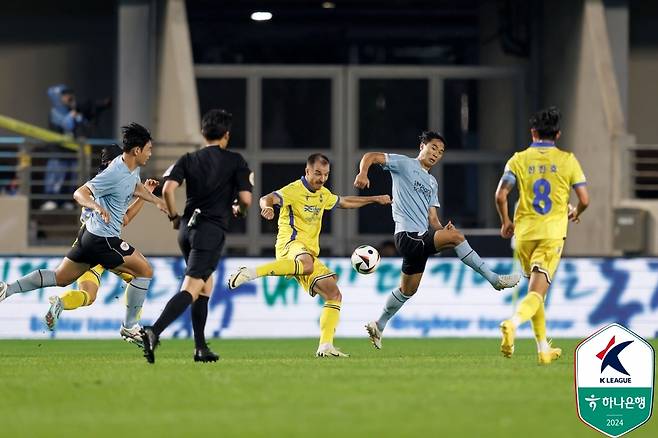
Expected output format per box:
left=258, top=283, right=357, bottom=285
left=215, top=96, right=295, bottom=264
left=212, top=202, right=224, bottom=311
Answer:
left=277, top=240, right=335, bottom=297
left=515, top=239, right=564, bottom=283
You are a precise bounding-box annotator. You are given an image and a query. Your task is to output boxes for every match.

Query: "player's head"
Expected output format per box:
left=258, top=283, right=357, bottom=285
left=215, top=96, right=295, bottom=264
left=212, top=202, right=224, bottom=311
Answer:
left=98, top=144, right=123, bottom=173
left=121, top=122, right=153, bottom=166
left=201, top=109, right=232, bottom=145
left=530, top=106, right=561, bottom=141
left=305, top=153, right=331, bottom=190
left=417, top=130, right=446, bottom=169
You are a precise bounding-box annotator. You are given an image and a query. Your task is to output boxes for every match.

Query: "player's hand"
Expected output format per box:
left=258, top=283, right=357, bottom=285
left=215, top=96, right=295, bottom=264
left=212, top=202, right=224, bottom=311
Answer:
left=354, top=172, right=370, bottom=189
left=144, top=179, right=159, bottom=193
left=232, top=201, right=246, bottom=218
left=568, top=203, right=580, bottom=224
left=172, top=216, right=181, bottom=230
left=261, top=206, right=275, bottom=220
left=500, top=221, right=515, bottom=239
left=95, top=206, right=110, bottom=223
left=443, top=221, right=455, bottom=230
left=375, top=194, right=392, bottom=205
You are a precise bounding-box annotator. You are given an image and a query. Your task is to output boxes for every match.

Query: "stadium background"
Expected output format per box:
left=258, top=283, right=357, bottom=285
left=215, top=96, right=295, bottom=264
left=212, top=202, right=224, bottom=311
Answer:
left=0, top=1, right=656, bottom=437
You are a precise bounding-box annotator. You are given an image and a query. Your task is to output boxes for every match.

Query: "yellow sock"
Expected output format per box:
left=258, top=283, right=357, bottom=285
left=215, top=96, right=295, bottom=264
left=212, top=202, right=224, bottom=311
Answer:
left=256, top=259, right=304, bottom=277
left=319, top=300, right=341, bottom=345
left=531, top=300, right=547, bottom=342
left=60, top=290, right=91, bottom=310
left=513, top=291, right=543, bottom=325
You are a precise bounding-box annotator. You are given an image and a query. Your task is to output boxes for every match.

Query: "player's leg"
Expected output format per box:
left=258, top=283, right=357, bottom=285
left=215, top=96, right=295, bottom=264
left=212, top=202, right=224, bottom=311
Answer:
left=0, top=257, right=89, bottom=303
left=228, top=243, right=310, bottom=289
left=192, top=275, right=219, bottom=362
left=366, top=270, right=423, bottom=350
left=432, top=226, right=520, bottom=290
left=310, top=266, right=348, bottom=358
left=44, top=265, right=104, bottom=331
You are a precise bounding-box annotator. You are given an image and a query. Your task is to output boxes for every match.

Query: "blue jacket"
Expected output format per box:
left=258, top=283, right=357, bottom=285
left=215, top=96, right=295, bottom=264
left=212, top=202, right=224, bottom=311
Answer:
left=48, top=84, right=84, bottom=134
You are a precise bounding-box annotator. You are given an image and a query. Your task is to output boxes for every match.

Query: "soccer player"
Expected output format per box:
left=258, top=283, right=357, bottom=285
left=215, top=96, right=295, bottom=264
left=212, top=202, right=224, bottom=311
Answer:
left=0, top=124, right=169, bottom=340
left=139, top=109, right=253, bottom=364
left=495, top=107, right=589, bottom=364
left=43, top=144, right=161, bottom=340
left=354, top=131, right=520, bottom=350
left=228, top=153, right=391, bottom=358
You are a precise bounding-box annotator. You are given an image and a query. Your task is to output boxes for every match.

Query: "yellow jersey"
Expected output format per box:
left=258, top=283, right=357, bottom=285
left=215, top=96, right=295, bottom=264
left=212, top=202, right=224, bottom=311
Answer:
left=273, top=177, right=340, bottom=257
left=503, top=142, right=586, bottom=240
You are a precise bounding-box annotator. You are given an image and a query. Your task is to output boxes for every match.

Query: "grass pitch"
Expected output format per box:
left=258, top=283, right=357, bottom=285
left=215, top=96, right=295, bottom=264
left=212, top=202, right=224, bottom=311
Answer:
left=0, top=338, right=656, bottom=438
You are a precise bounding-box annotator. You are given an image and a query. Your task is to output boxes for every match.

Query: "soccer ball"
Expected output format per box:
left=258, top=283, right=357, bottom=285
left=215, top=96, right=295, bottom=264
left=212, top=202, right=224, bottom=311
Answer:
left=351, top=245, right=381, bottom=275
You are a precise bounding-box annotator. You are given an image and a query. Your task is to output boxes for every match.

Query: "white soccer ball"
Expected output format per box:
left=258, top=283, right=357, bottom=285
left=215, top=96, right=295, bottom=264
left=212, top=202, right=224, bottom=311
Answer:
left=351, top=245, right=381, bottom=275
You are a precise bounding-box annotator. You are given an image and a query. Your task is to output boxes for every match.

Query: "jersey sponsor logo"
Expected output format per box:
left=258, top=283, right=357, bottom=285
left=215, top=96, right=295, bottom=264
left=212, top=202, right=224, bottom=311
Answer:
left=412, top=181, right=432, bottom=203
left=303, top=205, right=321, bottom=214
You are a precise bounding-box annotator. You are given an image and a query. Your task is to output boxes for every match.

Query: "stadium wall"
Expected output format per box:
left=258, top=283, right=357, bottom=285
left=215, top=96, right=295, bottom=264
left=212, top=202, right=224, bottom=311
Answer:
left=0, top=256, right=656, bottom=340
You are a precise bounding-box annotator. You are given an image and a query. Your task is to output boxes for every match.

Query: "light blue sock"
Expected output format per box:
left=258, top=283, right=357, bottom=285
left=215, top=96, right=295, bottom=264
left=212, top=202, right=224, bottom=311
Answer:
left=376, top=288, right=411, bottom=331
left=123, top=277, right=151, bottom=327
left=454, top=240, right=498, bottom=285
left=7, top=269, right=57, bottom=297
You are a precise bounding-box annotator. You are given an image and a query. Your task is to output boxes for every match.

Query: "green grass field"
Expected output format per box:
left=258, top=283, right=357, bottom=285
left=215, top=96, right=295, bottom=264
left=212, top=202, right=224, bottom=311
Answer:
left=0, top=338, right=655, bottom=438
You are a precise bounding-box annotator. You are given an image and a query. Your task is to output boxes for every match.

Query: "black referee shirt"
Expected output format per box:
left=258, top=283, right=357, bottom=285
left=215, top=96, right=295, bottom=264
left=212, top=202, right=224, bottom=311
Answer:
left=165, top=146, right=253, bottom=230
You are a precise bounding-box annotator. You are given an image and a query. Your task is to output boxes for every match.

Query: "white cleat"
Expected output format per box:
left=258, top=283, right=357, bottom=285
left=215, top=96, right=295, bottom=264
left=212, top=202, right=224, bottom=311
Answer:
left=0, top=281, right=7, bottom=303
left=228, top=266, right=255, bottom=290
left=365, top=321, right=383, bottom=350
left=120, top=323, right=144, bottom=347
left=316, top=343, right=350, bottom=358
left=44, top=296, right=64, bottom=331
left=493, top=273, right=521, bottom=291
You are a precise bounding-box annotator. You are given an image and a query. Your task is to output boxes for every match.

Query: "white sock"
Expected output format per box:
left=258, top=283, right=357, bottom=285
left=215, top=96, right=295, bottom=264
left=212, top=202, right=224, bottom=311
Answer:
left=376, top=288, right=410, bottom=331
left=537, top=339, right=551, bottom=353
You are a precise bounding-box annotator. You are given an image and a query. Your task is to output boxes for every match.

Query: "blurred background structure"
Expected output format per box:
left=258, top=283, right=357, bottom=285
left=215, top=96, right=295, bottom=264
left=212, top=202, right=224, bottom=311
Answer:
left=0, top=0, right=657, bottom=257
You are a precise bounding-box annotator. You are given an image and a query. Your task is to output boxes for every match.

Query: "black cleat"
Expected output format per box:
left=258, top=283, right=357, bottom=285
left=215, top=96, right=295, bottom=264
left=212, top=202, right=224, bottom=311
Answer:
left=194, top=345, right=220, bottom=363
left=140, top=326, right=160, bottom=364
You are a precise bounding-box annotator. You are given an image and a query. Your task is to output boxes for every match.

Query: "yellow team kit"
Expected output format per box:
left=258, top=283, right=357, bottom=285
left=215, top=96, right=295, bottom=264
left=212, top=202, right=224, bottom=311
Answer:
left=504, top=143, right=586, bottom=282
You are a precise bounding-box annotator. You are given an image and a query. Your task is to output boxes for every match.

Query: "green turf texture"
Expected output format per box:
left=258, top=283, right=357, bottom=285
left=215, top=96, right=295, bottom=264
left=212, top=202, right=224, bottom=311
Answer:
left=0, top=338, right=656, bottom=438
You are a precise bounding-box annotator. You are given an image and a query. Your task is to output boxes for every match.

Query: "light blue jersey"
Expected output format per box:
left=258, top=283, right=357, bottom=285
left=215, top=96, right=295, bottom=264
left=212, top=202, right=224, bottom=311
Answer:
left=84, top=156, right=140, bottom=237
left=381, top=153, right=440, bottom=234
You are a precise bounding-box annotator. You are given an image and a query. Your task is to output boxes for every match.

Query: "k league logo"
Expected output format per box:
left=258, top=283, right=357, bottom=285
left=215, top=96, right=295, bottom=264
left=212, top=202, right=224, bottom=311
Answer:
left=575, top=323, right=655, bottom=437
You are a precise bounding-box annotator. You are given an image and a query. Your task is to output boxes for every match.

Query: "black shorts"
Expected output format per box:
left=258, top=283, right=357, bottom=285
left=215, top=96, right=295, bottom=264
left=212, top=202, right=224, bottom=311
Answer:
left=394, top=230, right=439, bottom=275
left=178, top=219, right=225, bottom=281
left=66, top=226, right=136, bottom=270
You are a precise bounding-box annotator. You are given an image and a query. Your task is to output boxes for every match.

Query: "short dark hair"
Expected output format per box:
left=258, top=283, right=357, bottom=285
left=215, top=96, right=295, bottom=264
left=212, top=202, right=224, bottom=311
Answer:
left=201, top=109, right=233, bottom=140
left=419, top=130, right=446, bottom=146
left=307, top=153, right=331, bottom=167
left=98, top=144, right=122, bottom=173
left=530, top=106, right=561, bottom=140
left=121, top=122, right=152, bottom=152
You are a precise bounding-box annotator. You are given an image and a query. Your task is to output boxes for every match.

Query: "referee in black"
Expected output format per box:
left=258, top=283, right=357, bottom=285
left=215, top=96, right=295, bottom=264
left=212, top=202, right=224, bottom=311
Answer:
left=140, top=109, right=253, bottom=363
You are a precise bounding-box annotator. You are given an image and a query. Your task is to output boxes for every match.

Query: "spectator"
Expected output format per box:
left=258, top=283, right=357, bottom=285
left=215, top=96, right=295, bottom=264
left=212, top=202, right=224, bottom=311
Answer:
left=41, top=84, right=85, bottom=210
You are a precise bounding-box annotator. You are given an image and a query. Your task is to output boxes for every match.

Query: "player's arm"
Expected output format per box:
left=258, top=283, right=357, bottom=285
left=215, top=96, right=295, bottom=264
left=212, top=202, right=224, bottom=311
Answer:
left=134, top=182, right=168, bottom=215
left=354, top=152, right=387, bottom=189
left=568, top=185, right=590, bottom=223
left=495, top=175, right=516, bottom=239
left=259, top=192, right=282, bottom=220
left=162, top=179, right=182, bottom=228
left=337, top=194, right=391, bottom=209
left=428, top=206, right=444, bottom=231
left=74, top=184, right=109, bottom=223
left=123, top=179, right=159, bottom=226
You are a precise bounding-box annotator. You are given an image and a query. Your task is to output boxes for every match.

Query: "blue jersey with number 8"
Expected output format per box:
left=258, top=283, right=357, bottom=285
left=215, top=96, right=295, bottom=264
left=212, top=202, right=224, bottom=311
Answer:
left=501, top=142, right=586, bottom=240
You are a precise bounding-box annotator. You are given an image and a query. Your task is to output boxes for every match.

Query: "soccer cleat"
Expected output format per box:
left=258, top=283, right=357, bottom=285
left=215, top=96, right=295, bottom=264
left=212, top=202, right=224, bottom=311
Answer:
left=500, top=320, right=516, bottom=358
left=140, top=326, right=160, bottom=364
left=365, top=321, right=383, bottom=350
left=538, top=343, right=562, bottom=365
left=120, top=323, right=144, bottom=348
left=493, top=273, right=521, bottom=291
left=194, top=345, right=220, bottom=363
left=44, top=296, right=64, bottom=331
left=227, top=266, right=255, bottom=290
left=0, top=281, right=7, bottom=303
left=316, top=344, right=350, bottom=358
